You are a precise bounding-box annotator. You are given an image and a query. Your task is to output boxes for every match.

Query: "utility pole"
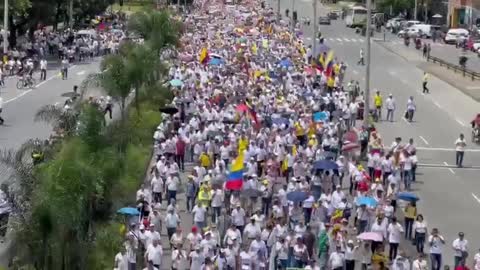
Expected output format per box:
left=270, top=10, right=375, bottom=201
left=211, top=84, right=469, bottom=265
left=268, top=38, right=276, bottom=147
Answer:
left=290, top=0, right=295, bottom=32
left=414, top=0, right=418, bottom=20
left=277, top=0, right=281, bottom=21
left=312, top=0, right=318, bottom=56
left=363, top=0, right=372, bottom=125
left=69, top=0, right=74, bottom=28
left=3, top=0, right=8, bottom=55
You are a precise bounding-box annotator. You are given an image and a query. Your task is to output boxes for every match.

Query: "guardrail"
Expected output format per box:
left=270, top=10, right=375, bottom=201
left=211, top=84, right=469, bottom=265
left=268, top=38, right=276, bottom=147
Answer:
left=427, top=55, right=480, bottom=81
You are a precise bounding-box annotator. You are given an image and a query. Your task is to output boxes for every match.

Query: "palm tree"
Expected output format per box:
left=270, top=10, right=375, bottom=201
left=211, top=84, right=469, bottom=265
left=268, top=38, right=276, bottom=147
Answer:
left=127, top=10, right=181, bottom=56
left=34, top=105, right=79, bottom=138
left=82, top=54, right=132, bottom=121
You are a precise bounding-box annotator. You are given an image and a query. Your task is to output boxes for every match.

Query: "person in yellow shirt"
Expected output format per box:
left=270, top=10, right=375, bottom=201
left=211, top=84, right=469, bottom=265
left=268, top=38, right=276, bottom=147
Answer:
left=238, top=134, right=249, bottom=152
left=199, top=152, right=211, bottom=168
left=422, top=72, right=429, bottom=94
left=373, top=91, right=383, bottom=121
left=404, top=202, right=417, bottom=240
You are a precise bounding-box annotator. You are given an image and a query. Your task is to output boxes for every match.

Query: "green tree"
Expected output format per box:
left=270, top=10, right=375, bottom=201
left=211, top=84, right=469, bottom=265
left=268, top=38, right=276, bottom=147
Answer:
left=127, top=10, right=181, bottom=55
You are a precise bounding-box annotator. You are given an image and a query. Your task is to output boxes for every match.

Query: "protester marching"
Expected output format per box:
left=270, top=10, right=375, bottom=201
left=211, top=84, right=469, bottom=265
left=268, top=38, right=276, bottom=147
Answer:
left=112, top=1, right=479, bottom=270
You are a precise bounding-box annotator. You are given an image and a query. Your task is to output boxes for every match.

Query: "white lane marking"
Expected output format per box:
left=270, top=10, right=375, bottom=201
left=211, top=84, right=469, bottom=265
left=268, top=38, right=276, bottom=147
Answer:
left=388, top=70, right=397, bottom=76
left=444, top=162, right=455, bottom=174
left=336, top=38, right=342, bottom=42
left=416, top=147, right=480, bottom=152
left=466, top=86, right=480, bottom=90
left=353, top=70, right=359, bottom=75
left=472, top=193, right=480, bottom=204
left=433, top=101, right=442, bottom=109
left=343, top=38, right=351, bottom=42
left=5, top=65, right=77, bottom=104
left=456, top=118, right=466, bottom=127
left=402, top=117, right=411, bottom=125
left=401, top=79, right=408, bottom=84
left=419, top=136, right=429, bottom=145
left=328, top=38, right=335, bottom=41
left=76, top=70, right=86, bottom=76
left=351, top=38, right=357, bottom=42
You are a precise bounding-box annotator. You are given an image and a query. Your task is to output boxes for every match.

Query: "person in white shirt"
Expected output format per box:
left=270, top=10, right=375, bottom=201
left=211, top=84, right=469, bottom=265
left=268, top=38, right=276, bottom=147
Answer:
left=275, top=236, right=289, bottom=268
left=331, top=185, right=345, bottom=209
left=473, top=249, right=480, bottom=270
left=114, top=246, right=128, bottom=270
left=345, top=240, right=358, bottom=270
left=144, top=239, right=163, bottom=269
left=303, top=193, right=315, bottom=223
left=455, top=134, right=466, bottom=167
left=429, top=228, right=445, bottom=270
left=171, top=244, right=188, bottom=270
left=39, top=58, right=47, bottom=80
left=388, top=217, right=404, bottom=261
left=231, top=204, right=246, bottom=234
left=329, top=245, right=345, bottom=270
left=452, top=232, right=469, bottom=267
left=189, top=247, right=205, bottom=270
left=413, top=214, right=427, bottom=253
left=412, top=253, right=428, bottom=270
left=192, top=203, right=207, bottom=230
left=210, top=188, right=223, bottom=223
left=385, top=94, right=396, bottom=122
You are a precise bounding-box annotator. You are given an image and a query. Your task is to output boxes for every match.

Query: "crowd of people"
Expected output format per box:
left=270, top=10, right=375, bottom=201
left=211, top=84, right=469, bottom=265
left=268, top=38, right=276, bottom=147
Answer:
left=112, top=1, right=480, bottom=270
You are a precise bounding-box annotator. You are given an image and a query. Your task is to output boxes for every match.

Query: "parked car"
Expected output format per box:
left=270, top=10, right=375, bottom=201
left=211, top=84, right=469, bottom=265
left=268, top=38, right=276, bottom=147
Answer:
left=444, top=28, right=469, bottom=44
left=319, top=16, right=331, bottom=25
left=328, top=12, right=338, bottom=20
left=471, top=39, right=480, bottom=51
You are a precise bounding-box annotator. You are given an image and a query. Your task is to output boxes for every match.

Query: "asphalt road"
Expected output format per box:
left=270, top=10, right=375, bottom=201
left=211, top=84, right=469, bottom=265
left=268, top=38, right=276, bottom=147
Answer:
left=272, top=0, right=480, bottom=266
left=0, top=57, right=102, bottom=267
left=381, top=30, right=480, bottom=72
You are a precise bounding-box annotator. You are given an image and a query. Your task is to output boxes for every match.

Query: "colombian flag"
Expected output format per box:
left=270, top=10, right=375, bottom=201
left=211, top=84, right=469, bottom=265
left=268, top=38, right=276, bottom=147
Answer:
left=324, top=51, right=335, bottom=77
left=226, top=152, right=244, bottom=190
left=199, top=47, right=209, bottom=65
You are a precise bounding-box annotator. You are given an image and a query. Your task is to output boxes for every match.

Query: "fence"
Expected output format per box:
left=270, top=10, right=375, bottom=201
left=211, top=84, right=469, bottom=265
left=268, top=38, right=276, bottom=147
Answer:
left=427, top=55, right=480, bottom=81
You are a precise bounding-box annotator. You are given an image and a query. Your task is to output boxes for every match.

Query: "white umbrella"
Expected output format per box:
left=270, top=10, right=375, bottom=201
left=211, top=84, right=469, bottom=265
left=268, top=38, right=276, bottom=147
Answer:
left=432, top=14, right=443, bottom=18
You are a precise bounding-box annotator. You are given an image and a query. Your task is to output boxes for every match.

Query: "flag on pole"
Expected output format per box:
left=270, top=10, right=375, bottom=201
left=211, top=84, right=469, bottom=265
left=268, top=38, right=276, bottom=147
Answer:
left=199, top=47, right=209, bottom=65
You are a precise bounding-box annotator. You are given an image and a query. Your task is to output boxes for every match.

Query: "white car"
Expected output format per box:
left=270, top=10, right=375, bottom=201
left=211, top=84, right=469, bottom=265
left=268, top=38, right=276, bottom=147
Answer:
left=444, top=28, right=469, bottom=44
left=386, top=18, right=404, bottom=29
left=472, top=39, right=480, bottom=51
left=398, top=27, right=420, bottom=38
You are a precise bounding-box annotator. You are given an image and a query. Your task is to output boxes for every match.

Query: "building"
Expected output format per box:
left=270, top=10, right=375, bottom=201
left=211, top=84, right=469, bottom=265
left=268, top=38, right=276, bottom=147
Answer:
left=448, top=0, right=480, bottom=27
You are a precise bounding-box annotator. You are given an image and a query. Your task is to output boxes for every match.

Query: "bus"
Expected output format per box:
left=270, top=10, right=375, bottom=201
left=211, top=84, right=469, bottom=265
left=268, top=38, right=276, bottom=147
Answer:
left=345, top=6, right=368, bottom=27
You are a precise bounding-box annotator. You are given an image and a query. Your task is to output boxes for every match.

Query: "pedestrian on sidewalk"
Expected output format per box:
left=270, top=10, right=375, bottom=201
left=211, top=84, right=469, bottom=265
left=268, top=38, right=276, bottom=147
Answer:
left=40, top=58, right=47, bottom=80
left=455, top=134, right=467, bottom=167
left=405, top=96, right=416, bottom=122
left=452, top=232, right=469, bottom=267
left=422, top=72, right=429, bottom=94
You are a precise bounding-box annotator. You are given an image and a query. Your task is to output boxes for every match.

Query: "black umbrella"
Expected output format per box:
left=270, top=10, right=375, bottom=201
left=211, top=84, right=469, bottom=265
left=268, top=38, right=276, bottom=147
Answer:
left=159, top=106, right=179, bottom=115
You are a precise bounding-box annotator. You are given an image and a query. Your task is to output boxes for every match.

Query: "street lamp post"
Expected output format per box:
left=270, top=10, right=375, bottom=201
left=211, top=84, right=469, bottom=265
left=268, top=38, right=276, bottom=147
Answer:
left=312, top=0, right=318, bottom=54
left=414, top=0, right=418, bottom=20
left=363, top=0, right=372, bottom=125
left=3, top=0, right=8, bottom=55
left=277, top=0, right=281, bottom=21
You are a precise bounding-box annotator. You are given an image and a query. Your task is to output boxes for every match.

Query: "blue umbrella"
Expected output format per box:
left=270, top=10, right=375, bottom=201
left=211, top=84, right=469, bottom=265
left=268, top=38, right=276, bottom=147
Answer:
left=313, top=111, right=328, bottom=122
left=279, top=59, right=293, bottom=68
left=287, top=191, right=308, bottom=203
left=272, top=117, right=289, bottom=126
left=169, top=79, right=183, bottom=87
left=313, top=159, right=338, bottom=170
left=356, top=196, right=377, bottom=207
left=209, top=58, right=225, bottom=66
left=397, top=192, right=420, bottom=202
left=117, top=207, right=140, bottom=216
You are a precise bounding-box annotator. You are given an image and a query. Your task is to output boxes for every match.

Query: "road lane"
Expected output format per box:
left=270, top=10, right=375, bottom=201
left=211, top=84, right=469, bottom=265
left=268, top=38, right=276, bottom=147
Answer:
left=268, top=1, right=480, bottom=266
left=0, top=60, right=101, bottom=150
